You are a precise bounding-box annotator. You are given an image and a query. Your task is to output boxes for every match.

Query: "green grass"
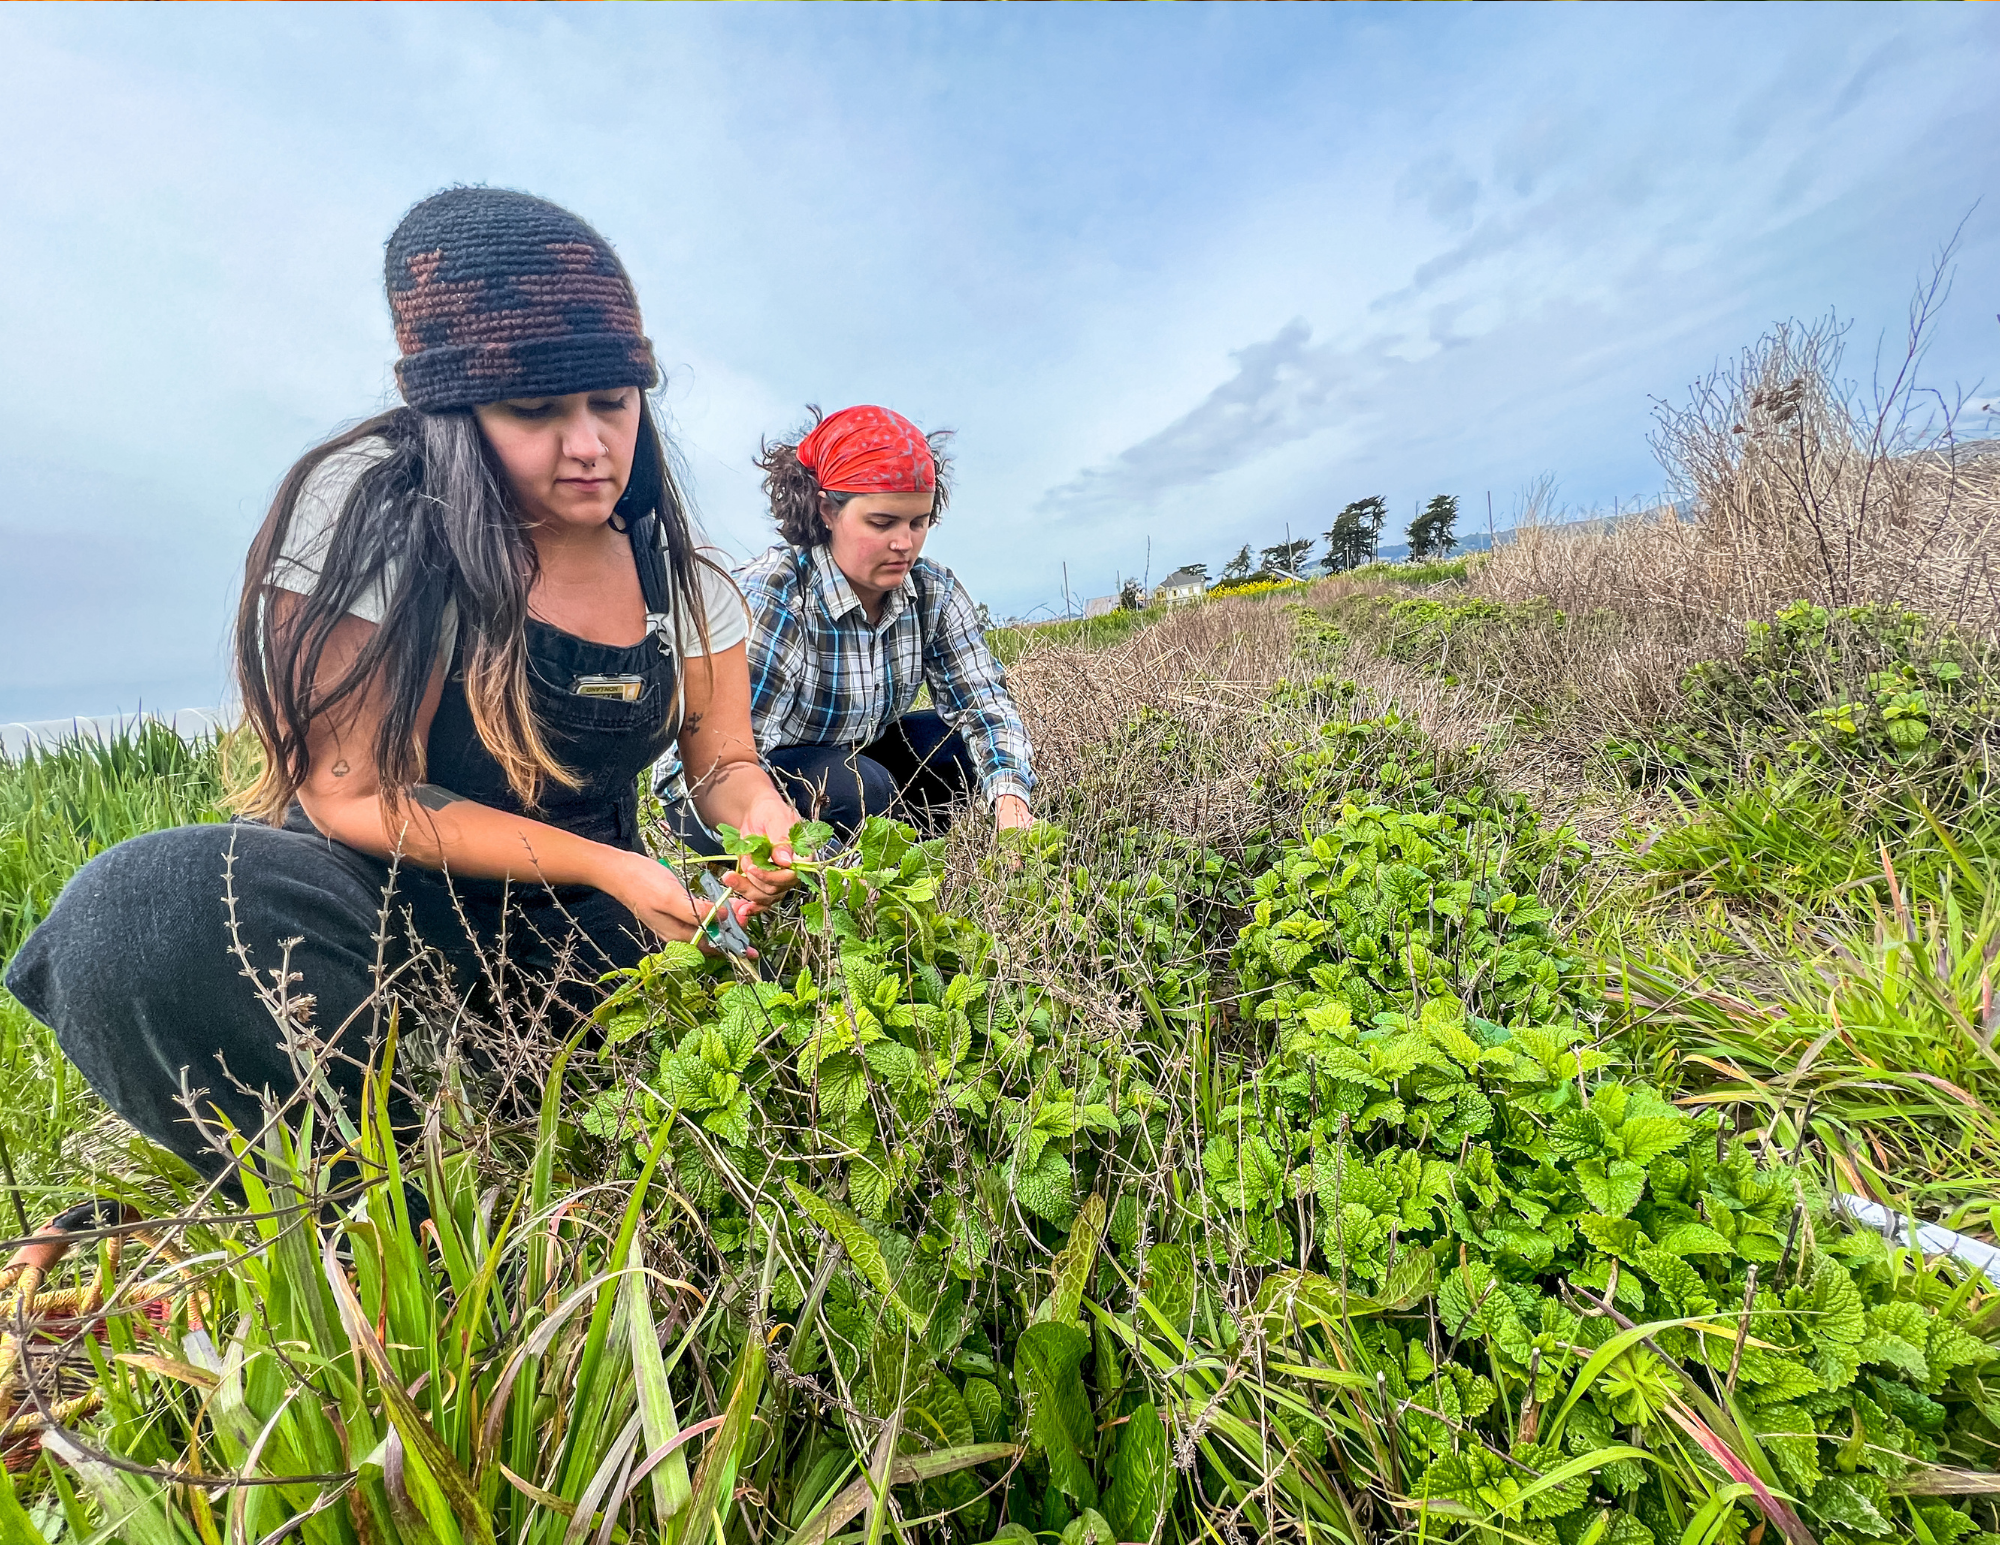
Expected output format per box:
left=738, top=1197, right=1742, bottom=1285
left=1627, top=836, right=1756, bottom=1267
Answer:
left=0, top=722, right=229, bottom=957
left=1603, top=808, right=2000, bottom=1222
left=986, top=603, right=1165, bottom=663
left=1343, top=555, right=1473, bottom=586
left=0, top=724, right=228, bottom=1196
left=986, top=559, right=1471, bottom=666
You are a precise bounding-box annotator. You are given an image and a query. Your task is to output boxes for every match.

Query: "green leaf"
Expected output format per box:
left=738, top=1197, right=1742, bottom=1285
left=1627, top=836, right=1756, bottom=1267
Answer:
left=948, top=1202, right=993, bottom=1280
left=1732, top=1349, right=1821, bottom=1404
left=1803, top=1253, right=1867, bottom=1391
left=784, top=1178, right=922, bottom=1330
left=1550, top=1112, right=1606, bottom=1159
left=841, top=950, right=887, bottom=1006
left=1140, top=1244, right=1194, bottom=1337
left=1252, top=1258, right=1435, bottom=1327
left=1060, top=1509, right=1116, bottom=1545
left=1630, top=1248, right=1713, bottom=1316
left=1014, top=1322, right=1098, bottom=1508
left=1379, top=1247, right=1439, bottom=1311
left=1862, top=1301, right=1932, bottom=1383
left=1016, top=1148, right=1078, bottom=1227
left=1510, top=1438, right=1591, bottom=1520
left=1924, top=1318, right=1994, bottom=1390
left=1436, top=1259, right=1530, bottom=1358
left=848, top=1144, right=902, bottom=1222
left=1203, top=1133, right=1286, bottom=1211
left=1040, top=1195, right=1106, bottom=1328
left=1810, top=1474, right=1893, bottom=1536
left=792, top=818, right=837, bottom=851
left=1576, top=1216, right=1648, bottom=1261
left=911, top=1371, right=977, bottom=1452
left=1414, top=1449, right=1482, bottom=1501
left=962, top=1377, right=1007, bottom=1444
left=1749, top=1403, right=1822, bottom=1493
left=1576, top=1158, right=1646, bottom=1218
left=1103, top=1404, right=1170, bottom=1545
left=1612, top=1115, right=1689, bottom=1165
left=1649, top=1222, right=1731, bottom=1256
left=1108, top=1193, right=1141, bottom=1250
left=717, top=823, right=776, bottom=865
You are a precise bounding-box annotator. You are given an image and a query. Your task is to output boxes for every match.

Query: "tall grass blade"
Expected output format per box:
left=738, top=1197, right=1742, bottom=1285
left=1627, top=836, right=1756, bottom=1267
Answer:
left=0, top=1462, right=45, bottom=1545
left=783, top=1445, right=1019, bottom=1545
left=559, top=1413, right=642, bottom=1545
left=860, top=1409, right=899, bottom=1545
left=40, top=1430, right=195, bottom=1545
left=1663, top=1399, right=1818, bottom=1545
left=550, top=1121, right=673, bottom=1513
left=621, top=1238, right=691, bottom=1523
left=322, top=1232, right=493, bottom=1544
left=670, top=1321, right=767, bottom=1545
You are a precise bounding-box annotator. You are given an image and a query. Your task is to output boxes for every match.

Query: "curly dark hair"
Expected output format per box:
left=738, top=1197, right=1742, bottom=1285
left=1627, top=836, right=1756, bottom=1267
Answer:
left=756, top=405, right=954, bottom=548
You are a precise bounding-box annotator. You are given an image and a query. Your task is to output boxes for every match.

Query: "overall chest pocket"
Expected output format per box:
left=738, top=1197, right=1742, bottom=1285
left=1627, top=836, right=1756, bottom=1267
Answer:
left=522, top=628, right=679, bottom=798
left=528, top=657, right=657, bottom=717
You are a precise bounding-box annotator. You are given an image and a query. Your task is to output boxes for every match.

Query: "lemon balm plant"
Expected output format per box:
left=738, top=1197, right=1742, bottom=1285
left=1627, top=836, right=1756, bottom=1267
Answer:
left=1222, top=801, right=2000, bottom=1545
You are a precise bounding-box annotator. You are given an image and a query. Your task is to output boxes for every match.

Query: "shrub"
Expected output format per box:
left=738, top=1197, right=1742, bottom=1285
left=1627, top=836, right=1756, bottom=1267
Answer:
left=1606, top=601, right=1999, bottom=810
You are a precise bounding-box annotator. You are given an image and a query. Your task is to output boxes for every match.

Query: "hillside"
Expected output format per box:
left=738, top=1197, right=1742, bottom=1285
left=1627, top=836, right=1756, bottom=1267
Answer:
left=0, top=323, right=1997, bottom=1544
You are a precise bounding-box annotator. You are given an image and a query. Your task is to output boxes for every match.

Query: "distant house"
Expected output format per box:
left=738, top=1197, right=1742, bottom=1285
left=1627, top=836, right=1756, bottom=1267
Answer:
left=1155, top=566, right=1207, bottom=606
left=1082, top=595, right=1119, bottom=619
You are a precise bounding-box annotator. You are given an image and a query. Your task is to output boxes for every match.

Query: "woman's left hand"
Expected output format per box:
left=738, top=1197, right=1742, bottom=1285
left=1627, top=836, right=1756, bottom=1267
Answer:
left=723, top=792, right=803, bottom=910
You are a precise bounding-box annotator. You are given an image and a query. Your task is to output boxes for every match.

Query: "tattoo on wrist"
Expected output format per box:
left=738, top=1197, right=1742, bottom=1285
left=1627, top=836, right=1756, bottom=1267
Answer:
left=411, top=783, right=464, bottom=811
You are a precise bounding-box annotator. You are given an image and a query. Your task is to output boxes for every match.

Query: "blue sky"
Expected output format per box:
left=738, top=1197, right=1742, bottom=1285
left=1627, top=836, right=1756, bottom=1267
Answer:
left=1, top=3, right=1995, bottom=722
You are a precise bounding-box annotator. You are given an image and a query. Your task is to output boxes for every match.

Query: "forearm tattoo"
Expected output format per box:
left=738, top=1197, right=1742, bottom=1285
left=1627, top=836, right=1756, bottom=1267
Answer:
left=410, top=783, right=465, bottom=811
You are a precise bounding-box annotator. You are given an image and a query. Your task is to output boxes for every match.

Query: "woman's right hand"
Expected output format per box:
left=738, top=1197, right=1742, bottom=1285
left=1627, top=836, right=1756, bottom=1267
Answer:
left=600, top=848, right=751, bottom=955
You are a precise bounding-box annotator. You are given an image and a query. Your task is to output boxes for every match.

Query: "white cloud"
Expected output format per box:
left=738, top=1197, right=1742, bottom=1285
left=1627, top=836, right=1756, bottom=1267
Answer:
left=1, top=5, right=1996, bottom=710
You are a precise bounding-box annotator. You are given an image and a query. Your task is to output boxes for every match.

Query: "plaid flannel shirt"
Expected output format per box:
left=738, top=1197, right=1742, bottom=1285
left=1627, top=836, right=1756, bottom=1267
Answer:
left=735, top=543, right=1036, bottom=807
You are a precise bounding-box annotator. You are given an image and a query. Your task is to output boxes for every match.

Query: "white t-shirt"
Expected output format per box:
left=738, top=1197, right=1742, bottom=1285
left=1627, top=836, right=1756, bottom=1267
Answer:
left=266, top=436, right=749, bottom=661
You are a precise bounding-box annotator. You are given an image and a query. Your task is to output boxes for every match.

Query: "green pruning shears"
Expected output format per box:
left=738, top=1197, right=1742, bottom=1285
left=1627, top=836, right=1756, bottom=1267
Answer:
left=694, top=869, right=753, bottom=957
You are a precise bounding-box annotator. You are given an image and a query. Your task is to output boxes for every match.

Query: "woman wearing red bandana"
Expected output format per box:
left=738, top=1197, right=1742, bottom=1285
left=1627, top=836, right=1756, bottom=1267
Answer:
left=663, top=405, right=1034, bottom=847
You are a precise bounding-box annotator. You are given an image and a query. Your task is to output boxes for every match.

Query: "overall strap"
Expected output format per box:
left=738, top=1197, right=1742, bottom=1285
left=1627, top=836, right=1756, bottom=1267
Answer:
left=629, top=512, right=673, bottom=623
left=628, top=512, right=685, bottom=745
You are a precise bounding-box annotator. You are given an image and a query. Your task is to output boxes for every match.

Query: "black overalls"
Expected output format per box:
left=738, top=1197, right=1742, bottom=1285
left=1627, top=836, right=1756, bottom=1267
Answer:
left=4, top=517, right=684, bottom=1178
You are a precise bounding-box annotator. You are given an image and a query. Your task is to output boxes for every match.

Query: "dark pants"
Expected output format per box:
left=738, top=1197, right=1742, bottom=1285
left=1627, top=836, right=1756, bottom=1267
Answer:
left=666, top=711, right=977, bottom=855
left=3, top=813, right=651, bottom=1179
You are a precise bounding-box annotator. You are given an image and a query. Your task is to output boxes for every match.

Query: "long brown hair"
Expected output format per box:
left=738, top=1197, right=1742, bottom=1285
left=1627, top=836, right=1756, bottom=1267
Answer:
left=755, top=406, right=954, bottom=547
left=235, top=395, right=711, bottom=822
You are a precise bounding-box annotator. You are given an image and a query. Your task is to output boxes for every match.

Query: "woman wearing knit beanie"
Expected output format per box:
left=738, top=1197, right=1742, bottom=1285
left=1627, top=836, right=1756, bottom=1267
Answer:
left=4, top=187, right=803, bottom=1178
left=661, top=404, right=1035, bottom=850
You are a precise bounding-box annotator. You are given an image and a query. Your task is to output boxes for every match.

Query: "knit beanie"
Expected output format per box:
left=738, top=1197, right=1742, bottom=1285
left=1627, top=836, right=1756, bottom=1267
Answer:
left=384, top=187, right=658, bottom=412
